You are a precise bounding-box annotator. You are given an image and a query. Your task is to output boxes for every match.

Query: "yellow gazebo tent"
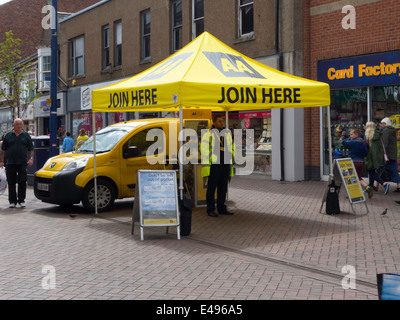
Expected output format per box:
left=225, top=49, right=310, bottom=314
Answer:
left=91, top=32, right=331, bottom=213
left=92, top=32, right=330, bottom=112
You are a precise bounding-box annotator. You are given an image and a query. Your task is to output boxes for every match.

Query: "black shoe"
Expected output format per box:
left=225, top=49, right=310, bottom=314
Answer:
left=395, top=201, right=400, bottom=205
left=207, top=211, right=218, bottom=217
left=219, top=210, right=234, bottom=215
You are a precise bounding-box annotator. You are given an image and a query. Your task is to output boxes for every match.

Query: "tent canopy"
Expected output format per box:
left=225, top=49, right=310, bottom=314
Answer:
left=91, top=32, right=330, bottom=112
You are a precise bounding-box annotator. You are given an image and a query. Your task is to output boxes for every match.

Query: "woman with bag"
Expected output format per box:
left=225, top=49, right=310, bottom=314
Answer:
left=364, top=121, right=390, bottom=197
left=381, top=117, right=400, bottom=192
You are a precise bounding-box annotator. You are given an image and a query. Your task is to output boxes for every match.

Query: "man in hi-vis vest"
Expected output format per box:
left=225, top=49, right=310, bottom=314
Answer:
left=201, top=116, right=234, bottom=217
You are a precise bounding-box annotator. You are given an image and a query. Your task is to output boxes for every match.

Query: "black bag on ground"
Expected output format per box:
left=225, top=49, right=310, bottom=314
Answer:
left=326, top=180, right=340, bottom=215
left=179, top=197, right=193, bottom=236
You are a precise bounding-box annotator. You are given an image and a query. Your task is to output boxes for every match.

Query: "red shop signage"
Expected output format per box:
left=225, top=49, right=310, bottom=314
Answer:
left=239, top=111, right=271, bottom=118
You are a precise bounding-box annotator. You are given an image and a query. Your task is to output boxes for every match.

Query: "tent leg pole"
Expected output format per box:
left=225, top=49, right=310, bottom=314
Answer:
left=179, top=106, right=183, bottom=200
left=327, top=106, right=333, bottom=179
left=93, top=112, right=98, bottom=214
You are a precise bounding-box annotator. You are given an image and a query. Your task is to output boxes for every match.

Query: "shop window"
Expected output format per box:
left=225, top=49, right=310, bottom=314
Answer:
left=172, top=0, right=182, bottom=52
left=192, top=0, right=204, bottom=39
left=70, top=36, right=85, bottom=77
left=39, top=55, right=51, bottom=90
left=214, top=111, right=272, bottom=175
left=323, top=88, right=368, bottom=176
left=238, top=0, right=254, bottom=37
left=72, top=112, right=104, bottom=142
left=141, top=10, right=151, bottom=61
left=372, top=85, right=400, bottom=123
left=123, top=128, right=163, bottom=159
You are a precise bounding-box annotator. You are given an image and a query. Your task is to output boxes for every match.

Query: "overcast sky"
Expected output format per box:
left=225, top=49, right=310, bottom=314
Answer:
left=0, top=0, right=12, bottom=5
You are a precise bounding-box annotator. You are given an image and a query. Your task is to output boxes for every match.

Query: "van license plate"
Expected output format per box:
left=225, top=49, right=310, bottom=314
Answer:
left=37, top=183, right=49, bottom=192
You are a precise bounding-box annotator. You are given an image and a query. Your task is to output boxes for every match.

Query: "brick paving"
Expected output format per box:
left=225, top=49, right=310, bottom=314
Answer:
left=1, top=176, right=400, bottom=300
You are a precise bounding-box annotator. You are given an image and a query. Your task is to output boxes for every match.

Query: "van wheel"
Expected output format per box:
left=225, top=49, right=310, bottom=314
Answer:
left=82, top=179, right=115, bottom=213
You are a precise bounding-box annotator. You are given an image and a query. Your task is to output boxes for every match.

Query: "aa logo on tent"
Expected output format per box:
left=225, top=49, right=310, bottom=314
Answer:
left=139, top=52, right=194, bottom=81
left=203, top=52, right=265, bottom=79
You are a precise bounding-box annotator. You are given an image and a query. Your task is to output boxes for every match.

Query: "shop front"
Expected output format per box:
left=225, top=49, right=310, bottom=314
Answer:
left=68, top=81, right=160, bottom=143
left=20, top=103, right=35, bottom=135
left=33, top=91, right=67, bottom=141
left=318, top=51, right=400, bottom=178
left=211, top=110, right=272, bottom=176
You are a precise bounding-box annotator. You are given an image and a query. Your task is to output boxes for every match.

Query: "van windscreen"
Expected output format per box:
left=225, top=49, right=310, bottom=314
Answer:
left=77, top=126, right=135, bottom=153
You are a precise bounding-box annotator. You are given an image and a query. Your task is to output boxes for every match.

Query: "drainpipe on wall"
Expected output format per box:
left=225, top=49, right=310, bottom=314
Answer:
left=275, top=0, right=284, bottom=181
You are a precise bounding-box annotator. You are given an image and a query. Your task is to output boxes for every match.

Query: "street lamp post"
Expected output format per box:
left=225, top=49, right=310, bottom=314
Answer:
left=49, top=0, right=58, bottom=157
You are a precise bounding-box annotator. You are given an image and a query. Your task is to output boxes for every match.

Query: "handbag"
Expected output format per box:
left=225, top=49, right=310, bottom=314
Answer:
left=381, top=138, right=389, bottom=162
left=377, top=166, right=391, bottom=182
left=0, top=166, right=7, bottom=195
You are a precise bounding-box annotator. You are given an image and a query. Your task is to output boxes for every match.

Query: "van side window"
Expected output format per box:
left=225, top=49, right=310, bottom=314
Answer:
left=123, top=127, right=163, bottom=159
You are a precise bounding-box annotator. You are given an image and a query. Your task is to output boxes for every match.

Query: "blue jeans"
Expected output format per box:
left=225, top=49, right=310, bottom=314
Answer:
left=385, top=160, right=400, bottom=184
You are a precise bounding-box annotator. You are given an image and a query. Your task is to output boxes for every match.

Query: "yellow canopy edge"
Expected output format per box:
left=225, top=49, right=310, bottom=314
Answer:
left=91, top=32, right=330, bottom=112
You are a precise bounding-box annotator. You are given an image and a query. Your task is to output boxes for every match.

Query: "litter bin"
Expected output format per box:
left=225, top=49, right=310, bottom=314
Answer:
left=27, top=136, right=59, bottom=186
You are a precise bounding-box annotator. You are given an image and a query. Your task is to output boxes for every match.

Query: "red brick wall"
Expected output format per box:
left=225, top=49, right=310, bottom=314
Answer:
left=304, top=0, right=400, bottom=176
left=0, top=0, right=102, bottom=59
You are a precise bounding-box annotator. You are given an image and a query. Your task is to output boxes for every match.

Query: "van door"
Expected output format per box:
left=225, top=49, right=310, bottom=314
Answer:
left=119, top=125, right=167, bottom=198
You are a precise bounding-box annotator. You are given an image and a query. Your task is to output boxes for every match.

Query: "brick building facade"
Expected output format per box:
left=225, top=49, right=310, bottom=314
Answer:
left=0, top=0, right=103, bottom=59
left=59, top=0, right=308, bottom=181
left=304, top=0, right=400, bottom=180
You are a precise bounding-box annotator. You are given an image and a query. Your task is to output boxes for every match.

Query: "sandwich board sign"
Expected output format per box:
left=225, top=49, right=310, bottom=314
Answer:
left=131, top=170, right=180, bottom=240
left=334, top=158, right=368, bottom=213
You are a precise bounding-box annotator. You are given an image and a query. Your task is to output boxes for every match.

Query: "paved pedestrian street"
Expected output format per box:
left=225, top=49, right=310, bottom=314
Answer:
left=1, top=176, right=400, bottom=303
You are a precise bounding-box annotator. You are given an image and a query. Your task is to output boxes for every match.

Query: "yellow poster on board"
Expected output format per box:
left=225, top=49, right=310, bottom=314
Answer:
left=335, top=158, right=365, bottom=204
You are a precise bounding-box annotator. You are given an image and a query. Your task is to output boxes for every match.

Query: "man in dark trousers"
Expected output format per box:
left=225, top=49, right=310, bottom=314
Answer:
left=201, top=116, right=234, bottom=217
left=0, top=118, right=34, bottom=208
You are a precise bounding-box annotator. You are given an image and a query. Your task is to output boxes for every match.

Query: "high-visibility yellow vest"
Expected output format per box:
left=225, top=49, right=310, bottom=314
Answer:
left=200, top=128, right=234, bottom=177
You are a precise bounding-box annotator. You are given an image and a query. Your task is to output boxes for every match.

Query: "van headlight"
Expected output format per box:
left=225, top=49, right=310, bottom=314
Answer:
left=62, top=157, right=89, bottom=171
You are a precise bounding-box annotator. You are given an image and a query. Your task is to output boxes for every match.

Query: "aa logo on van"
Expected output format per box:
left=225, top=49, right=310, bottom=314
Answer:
left=203, top=52, right=265, bottom=79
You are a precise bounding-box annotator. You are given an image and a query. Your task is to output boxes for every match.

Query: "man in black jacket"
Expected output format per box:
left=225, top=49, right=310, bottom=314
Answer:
left=0, top=118, right=34, bottom=208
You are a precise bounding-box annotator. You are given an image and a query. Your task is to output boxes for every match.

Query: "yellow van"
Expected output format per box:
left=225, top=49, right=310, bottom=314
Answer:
left=34, top=118, right=184, bottom=212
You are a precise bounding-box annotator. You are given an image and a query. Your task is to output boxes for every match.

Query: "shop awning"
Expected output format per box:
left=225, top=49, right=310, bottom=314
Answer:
left=92, top=32, right=330, bottom=112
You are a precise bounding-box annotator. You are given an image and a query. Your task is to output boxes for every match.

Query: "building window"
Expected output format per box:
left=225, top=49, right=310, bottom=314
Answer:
left=238, top=0, right=254, bottom=37
left=114, top=20, right=122, bottom=67
left=192, top=0, right=204, bottom=39
left=102, top=25, right=110, bottom=69
left=70, top=36, right=85, bottom=77
left=38, top=47, right=51, bottom=90
left=172, top=0, right=182, bottom=52
left=141, top=10, right=151, bottom=60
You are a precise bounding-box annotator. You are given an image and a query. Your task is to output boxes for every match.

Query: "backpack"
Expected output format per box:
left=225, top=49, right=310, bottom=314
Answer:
left=360, top=137, right=369, bottom=158
left=326, top=180, right=340, bottom=215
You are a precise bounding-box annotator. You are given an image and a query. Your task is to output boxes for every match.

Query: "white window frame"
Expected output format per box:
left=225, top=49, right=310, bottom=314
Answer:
left=171, top=0, right=182, bottom=52
left=141, top=10, right=151, bottom=60
left=192, top=0, right=204, bottom=39
left=70, top=35, right=85, bottom=77
left=114, top=20, right=122, bottom=67
left=38, top=47, right=51, bottom=91
left=238, top=0, right=254, bottom=37
left=102, top=25, right=110, bottom=69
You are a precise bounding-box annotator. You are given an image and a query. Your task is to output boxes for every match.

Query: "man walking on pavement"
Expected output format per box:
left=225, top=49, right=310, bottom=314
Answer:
left=62, top=132, right=75, bottom=153
left=0, top=118, right=34, bottom=208
left=201, top=115, right=235, bottom=217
